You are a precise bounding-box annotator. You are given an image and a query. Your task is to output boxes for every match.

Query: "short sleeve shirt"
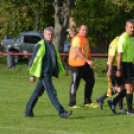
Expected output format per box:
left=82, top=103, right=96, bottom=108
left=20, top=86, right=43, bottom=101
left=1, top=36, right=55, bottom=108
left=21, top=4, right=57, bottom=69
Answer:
left=72, top=37, right=89, bottom=58
left=107, top=37, right=119, bottom=66
left=118, top=32, right=134, bottom=62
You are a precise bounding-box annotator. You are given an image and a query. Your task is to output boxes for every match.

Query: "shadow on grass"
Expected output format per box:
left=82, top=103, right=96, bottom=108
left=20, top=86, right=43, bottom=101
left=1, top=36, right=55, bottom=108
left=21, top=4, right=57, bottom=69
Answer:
left=33, top=114, right=90, bottom=119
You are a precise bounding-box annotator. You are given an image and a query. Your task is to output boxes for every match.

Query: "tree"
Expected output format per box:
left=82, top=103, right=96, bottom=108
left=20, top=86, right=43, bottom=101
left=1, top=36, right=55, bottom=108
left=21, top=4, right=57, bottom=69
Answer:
left=0, top=0, right=75, bottom=53
left=71, top=0, right=134, bottom=48
left=53, top=0, right=76, bottom=52
left=0, top=0, right=54, bottom=38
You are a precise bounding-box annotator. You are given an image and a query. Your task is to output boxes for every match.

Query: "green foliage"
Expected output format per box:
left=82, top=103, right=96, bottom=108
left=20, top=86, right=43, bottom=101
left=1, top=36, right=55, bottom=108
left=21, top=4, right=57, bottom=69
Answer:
left=0, top=0, right=54, bottom=39
left=92, top=58, right=107, bottom=77
left=72, top=0, right=134, bottom=46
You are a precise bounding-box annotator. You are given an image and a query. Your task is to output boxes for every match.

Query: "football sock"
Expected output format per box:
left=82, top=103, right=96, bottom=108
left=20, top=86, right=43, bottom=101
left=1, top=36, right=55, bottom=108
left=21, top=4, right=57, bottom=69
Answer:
left=100, top=88, right=116, bottom=101
left=126, top=94, right=133, bottom=112
left=113, top=89, right=126, bottom=105
left=118, top=99, right=123, bottom=109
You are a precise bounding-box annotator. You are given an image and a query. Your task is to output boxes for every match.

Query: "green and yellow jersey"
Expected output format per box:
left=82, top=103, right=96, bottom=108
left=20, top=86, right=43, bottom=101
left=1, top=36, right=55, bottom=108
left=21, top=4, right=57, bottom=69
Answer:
left=118, top=32, right=134, bottom=62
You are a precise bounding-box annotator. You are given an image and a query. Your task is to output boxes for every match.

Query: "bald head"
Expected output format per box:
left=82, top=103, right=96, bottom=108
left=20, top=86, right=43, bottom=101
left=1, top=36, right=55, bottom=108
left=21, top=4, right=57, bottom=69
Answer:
left=78, top=24, right=88, bottom=37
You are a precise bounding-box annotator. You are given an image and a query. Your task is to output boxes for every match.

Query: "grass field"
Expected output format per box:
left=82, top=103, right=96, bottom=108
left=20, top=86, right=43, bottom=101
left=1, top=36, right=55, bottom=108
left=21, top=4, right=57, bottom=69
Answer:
left=0, top=57, right=134, bottom=134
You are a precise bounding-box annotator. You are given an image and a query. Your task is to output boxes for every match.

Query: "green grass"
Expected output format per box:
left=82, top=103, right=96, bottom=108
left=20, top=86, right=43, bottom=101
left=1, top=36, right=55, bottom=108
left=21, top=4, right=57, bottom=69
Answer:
left=0, top=57, right=134, bottom=134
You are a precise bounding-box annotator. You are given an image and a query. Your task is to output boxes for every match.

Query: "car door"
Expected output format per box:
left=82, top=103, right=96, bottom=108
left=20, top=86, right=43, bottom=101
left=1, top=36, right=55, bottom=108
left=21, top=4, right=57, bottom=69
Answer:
left=20, top=35, right=41, bottom=53
left=30, top=36, right=42, bottom=52
left=20, top=35, right=32, bottom=53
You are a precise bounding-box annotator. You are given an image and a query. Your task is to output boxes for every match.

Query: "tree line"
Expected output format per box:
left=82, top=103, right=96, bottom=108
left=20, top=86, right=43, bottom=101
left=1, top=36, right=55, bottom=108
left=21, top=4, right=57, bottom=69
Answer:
left=0, top=0, right=134, bottom=52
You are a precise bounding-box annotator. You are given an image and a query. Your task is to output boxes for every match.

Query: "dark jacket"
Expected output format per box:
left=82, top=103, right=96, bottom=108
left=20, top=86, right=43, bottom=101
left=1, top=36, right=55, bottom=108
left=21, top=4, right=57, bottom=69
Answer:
left=30, top=39, right=59, bottom=78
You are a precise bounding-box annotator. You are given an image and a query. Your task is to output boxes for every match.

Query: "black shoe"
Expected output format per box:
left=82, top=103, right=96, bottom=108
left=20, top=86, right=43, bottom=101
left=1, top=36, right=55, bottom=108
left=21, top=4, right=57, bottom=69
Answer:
left=118, top=108, right=127, bottom=113
left=62, top=110, right=73, bottom=119
left=96, top=97, right=103, bottom=110
left=24, top=114, right=35, bottom=117
left=107, top=100, right=116, bottom=114
left=127, top=110, right=134, bottom=115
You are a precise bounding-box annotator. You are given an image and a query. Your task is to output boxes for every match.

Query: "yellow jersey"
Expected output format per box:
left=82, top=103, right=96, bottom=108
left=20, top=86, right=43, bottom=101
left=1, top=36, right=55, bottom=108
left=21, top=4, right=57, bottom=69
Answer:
left=107, top=37, right=119, bottom=66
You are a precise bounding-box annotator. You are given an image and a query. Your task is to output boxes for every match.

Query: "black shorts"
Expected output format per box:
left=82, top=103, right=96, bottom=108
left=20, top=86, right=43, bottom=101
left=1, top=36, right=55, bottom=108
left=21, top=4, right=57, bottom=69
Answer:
left=121, top=62, right=134, bottom=83
left=107, top=65, right=124, bottom=86
left=133, top=64, right=134, bottom=77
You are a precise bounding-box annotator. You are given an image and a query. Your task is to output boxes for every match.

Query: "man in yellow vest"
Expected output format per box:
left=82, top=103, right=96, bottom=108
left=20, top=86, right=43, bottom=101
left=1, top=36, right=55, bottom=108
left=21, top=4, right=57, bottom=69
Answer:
left=68, top=24, right=97, bottom=108
left=24, top=26, right=73, bottom=118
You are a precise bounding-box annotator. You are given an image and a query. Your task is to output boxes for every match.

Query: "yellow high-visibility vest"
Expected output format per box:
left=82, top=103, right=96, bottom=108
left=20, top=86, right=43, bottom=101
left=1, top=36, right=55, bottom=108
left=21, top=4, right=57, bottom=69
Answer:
left=30, top=39, right=65, bottom=77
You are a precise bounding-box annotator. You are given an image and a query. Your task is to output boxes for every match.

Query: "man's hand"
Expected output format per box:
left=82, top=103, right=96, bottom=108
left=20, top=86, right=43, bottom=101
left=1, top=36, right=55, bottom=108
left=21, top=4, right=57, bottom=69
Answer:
left=107, top=70, right=112, bottom=77
left=87, top=60, right=95, bottom=66
left=75, top=47, right=94, bottom=66
left=30, top=77, right=36, bottom=83
left=57, top=78, right=59, bottom=82
left=116, top=71, right=121, bottom=77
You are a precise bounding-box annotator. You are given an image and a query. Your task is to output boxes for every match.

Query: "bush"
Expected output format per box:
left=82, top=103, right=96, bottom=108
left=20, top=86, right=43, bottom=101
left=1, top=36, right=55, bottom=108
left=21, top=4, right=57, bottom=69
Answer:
left=92, top=58, right=107, bottom=76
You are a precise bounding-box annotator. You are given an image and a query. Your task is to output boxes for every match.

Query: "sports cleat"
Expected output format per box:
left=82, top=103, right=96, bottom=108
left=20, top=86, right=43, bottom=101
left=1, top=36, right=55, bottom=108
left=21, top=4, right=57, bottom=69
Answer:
left=107, top=100, right=116, bottom=114
left=84, top=103, right=98, bottom=108
left=127, top=110, right=134, bottom=115
left=118, top=108, right=127, bottom=113
left=96, top=97, right=103, bottom=110
left=69, top=105, right=81, bottom=109
left=62, top=110, right=73, bottom=119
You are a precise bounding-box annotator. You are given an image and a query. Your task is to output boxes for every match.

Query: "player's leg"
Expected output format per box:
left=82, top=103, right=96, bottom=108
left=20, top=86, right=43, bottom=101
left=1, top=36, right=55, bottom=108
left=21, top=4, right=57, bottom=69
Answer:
left=122, top=62, right=134, bottom=115
left=42, top=76, right=73, bottom=118
left=82, top=63, right=97, bottom=108
left=69, top=67, right=82, bottom=108
left=125, top=82, right=134, bottom=115
left=25, top=79, right=45, bottom=117
left=107, top=86, right=126, bottom=114
left=96, top=66, right=116, bottom=109
left=108, top=63, right=134, bottom=115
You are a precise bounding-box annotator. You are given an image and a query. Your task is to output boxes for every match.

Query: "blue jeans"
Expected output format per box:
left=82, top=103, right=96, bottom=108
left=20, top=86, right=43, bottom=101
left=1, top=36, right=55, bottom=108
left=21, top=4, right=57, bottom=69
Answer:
left=25, top=76, right=65, bottom=117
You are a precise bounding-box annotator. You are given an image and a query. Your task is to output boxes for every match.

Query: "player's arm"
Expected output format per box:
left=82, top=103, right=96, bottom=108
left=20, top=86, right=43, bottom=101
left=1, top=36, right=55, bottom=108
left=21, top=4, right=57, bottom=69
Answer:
left=75, top=47, right=94, bottom=66
left=116, top=36, right=125, bottom=77
left=116, top=52, right=122, bottom=77
left=107, top=56, right=114, bottom=77
left=107, top=38, right=117, bottom=77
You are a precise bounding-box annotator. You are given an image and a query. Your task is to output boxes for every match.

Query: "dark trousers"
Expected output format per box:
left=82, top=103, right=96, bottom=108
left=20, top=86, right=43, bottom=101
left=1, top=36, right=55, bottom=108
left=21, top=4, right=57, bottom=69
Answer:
left=69, top=63, right=95, bottom=106
left=25, top=76, right=65, bottom=117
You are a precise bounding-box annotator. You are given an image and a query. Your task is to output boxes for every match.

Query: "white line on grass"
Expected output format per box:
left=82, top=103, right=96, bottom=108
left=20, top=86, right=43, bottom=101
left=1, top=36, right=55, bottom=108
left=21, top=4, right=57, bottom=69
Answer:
left=0, top=126, right=85, bottom=134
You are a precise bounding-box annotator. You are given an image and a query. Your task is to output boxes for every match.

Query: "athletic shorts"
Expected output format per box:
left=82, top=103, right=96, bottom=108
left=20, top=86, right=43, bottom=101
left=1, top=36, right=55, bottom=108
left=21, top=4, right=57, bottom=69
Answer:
left=133, top=64, right=134, bottom=77
left=121, top=62, right=134, bottom=83
left=107, top=65, right=124, bottom=86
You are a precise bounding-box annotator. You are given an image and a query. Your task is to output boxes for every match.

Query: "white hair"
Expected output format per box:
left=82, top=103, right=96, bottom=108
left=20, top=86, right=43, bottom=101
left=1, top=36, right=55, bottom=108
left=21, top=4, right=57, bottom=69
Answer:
left=44, top=26, right=54, bottom=33
left=126, top=19, right=134, bottom=26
